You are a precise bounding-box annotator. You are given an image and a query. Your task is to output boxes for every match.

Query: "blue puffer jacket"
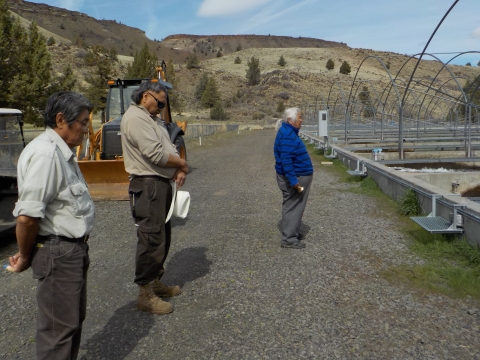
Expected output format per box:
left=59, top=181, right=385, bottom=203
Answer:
left=274, top=122, right=313, bottom=186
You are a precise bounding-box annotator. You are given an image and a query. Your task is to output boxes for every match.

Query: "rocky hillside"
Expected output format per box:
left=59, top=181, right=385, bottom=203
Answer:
left=8, top=0, right=187, bottom=62
left=7, top=0, right=479, bottom=124
left=162, top=34, right=347, bottom=57
left=172, top=46, right=479, bottom=122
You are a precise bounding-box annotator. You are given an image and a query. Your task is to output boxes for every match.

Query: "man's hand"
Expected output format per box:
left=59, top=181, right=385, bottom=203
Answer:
left=293, top=183, right=304, bottom=193
left=166, top=154, right=189, bottom=174
left=12, top=215, right=39, bottom=273
left=178, top=159, right=189, bottom=175
left=174, top=169, right=186, bottom=188
left=9, top=252, right=31, bottom=272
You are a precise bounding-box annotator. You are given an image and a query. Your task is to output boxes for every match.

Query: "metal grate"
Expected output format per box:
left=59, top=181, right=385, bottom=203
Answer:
left=410, top=216, right=463, bottom=234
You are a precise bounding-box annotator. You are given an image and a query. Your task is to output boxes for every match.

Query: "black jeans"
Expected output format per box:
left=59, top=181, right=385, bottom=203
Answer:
left=129, top=176, right=172, bottom=286
left=31, top=237, right=89, bottom=360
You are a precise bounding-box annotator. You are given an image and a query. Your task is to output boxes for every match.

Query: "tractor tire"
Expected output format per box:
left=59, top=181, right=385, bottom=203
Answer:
left=174, top=136, right=187, bottom=160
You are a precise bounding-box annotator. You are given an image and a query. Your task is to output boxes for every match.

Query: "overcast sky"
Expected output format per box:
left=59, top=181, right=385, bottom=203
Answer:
left=28, top=0, right=480, bottom=65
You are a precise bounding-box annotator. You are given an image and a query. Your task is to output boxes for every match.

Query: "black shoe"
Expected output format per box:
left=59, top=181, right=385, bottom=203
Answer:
left=281, top=241, right=306, bottom=249
left=297, top=233, right=305, bottom=241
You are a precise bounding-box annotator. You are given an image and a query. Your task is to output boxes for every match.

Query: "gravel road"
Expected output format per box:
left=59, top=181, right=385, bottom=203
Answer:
left=1, top=129, right=480, bottom=359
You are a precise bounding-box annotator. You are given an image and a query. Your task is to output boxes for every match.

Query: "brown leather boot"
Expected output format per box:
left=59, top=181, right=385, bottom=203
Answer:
left=151, top=279, right=182, bottom=297
left=137, top=284, right=173, bottom=314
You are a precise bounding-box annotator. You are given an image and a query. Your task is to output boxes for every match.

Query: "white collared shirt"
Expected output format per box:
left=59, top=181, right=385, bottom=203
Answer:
left=13, top=127, right=95, bottom=238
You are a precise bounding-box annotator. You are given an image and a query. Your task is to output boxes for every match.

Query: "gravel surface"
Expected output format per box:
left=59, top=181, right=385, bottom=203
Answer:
left=1, top=129, right=480, bottom=359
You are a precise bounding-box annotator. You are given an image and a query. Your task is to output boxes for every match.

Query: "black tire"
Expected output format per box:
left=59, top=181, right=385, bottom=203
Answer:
left=174, top=136, right=187, bottom=160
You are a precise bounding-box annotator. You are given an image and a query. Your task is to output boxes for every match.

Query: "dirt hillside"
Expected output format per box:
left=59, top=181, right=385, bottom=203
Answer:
left=7, top=0, right=480, bottom=123
left=172, top=47, right=479, bottom=122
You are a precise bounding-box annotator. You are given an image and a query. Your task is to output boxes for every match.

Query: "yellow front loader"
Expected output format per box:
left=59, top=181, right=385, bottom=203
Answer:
left=76, top=72, right=186, bottom=200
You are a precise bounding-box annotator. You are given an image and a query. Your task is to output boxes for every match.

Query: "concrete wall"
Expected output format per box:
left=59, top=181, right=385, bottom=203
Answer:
left=355, top=150, right=471, bottom=161
left=413, top=172, right=480, bottom=194
left=311, top=139, right=480, bottom=246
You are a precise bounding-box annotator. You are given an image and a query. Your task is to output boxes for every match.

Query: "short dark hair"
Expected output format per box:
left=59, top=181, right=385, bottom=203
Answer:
left=131, top=81, right=168, bottom=105
left=44, top=92, right=93, bottom=129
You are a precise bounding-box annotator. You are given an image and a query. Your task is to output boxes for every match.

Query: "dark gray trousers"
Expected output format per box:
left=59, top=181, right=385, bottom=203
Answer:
left=129, top=176, right=172, bottom=286
left=276, top=173, right=313, bottom=244
left=31, top=239, right=89, bottom=360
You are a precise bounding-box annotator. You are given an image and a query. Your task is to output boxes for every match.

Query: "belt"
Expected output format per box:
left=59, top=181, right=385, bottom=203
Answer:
left=133, top=175, right=170, bottom=183
left=37, top=234, right=90, bottom=243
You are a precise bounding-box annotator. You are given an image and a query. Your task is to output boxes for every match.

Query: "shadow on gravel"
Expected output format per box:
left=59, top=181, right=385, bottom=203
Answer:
left=186, top=166, right=197, bottom=174
left=79, top=301, right=154, bottom=360
left=171, top=217, right=188, bottom=228
left=162, top=247, right=211, bottom=287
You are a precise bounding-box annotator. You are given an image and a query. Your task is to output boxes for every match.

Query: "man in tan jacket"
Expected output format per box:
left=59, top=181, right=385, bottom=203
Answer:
left=121, top=81, right=188, bottom=314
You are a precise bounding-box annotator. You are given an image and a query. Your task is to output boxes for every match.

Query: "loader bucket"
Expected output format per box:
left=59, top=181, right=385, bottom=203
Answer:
left=78, top=159, right=129, bottom=200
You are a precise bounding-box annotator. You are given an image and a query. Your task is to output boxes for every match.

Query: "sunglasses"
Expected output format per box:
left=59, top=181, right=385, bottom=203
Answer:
left=147, top=92, right=166, bottom=110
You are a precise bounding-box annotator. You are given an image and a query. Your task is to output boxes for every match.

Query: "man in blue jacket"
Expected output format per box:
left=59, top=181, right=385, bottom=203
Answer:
left=274, top=108, right=313, bottom=249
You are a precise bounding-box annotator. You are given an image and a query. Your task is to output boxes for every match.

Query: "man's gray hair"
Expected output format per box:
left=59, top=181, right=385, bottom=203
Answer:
left=131, top=81, right=168, bottom=105
left=44, top=92, right=93, bottom=129
left=275, top=107, right=301, bottom=132
left=282, top=107, right=300, bottom=123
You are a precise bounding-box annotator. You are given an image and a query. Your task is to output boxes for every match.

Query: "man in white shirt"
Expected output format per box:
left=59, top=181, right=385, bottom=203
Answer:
left=9, top=92, right=95, bottom=360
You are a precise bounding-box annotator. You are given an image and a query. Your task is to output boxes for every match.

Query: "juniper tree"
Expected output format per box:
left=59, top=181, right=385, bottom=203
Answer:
left=246, top=56, right=260, bottom=86
left=326, top=59, right=334, bottom=70
left=9, top=22, right=52, bottom=125
left=49, top=64, right=76, bottom=94
left=339, top=61, right=351, bottom=75
left=210, top=101, right=228, bottom=120
left=126, top=42, right=157, bottom=78
left=201, top=77, right=221, bottom=108
left=0, top=0, right=25, bottom=107
left=84, top=46, right=116, bottom=113
left=109, top=47, right=118, bottom=61
left=278, top=55, right=286, bottom=67
left=186, top=54, right=199, bottom=69
left=358, top=86, right=374, bottom=117
left=195, top=73, right=209, bottom=100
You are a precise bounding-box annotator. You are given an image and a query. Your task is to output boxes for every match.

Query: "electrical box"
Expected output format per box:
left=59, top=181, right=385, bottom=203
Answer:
left=318, top=110, right=328, bottom=137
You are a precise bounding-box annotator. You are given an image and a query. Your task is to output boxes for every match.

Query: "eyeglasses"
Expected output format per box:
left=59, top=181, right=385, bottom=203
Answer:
left=147, top=92, right=166, bottom=110
left=75, top=119, right=89, bottom=130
